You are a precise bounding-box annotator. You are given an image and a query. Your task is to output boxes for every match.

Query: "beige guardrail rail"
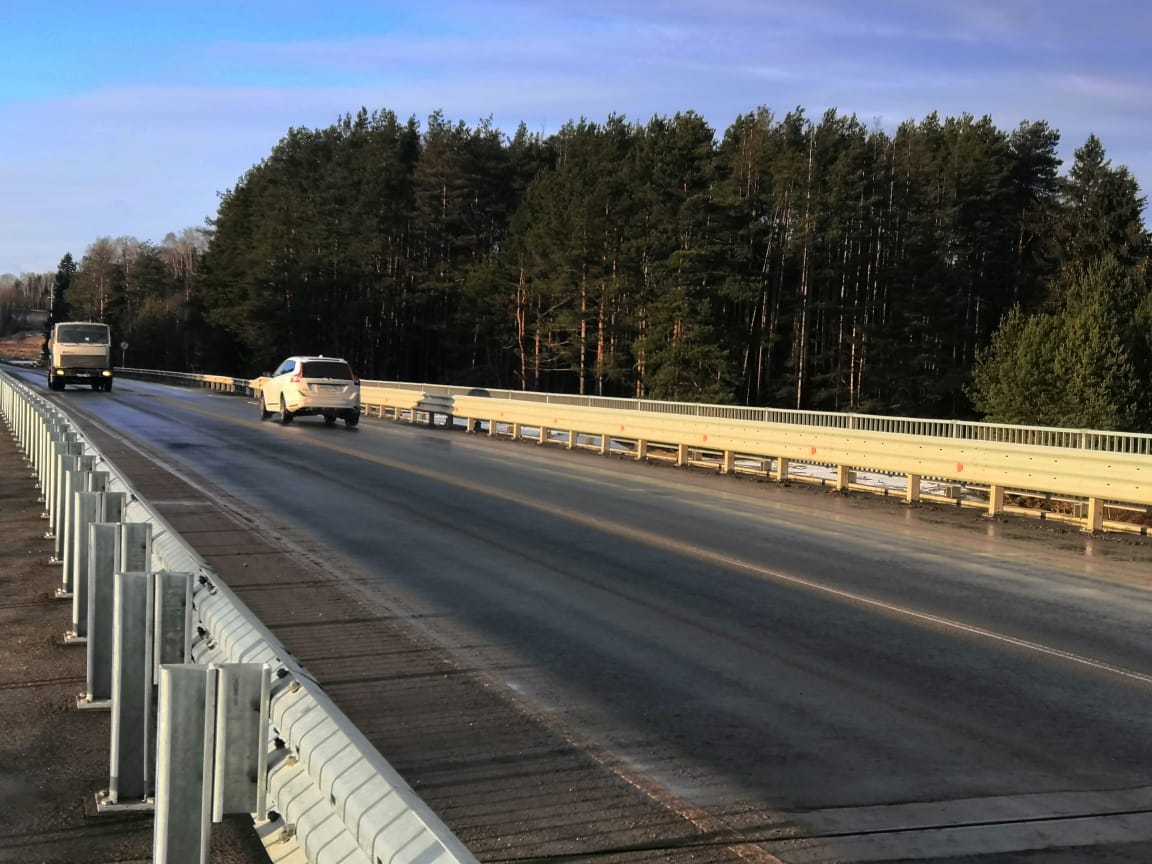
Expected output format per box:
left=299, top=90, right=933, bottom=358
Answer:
left=116, top=367, right=1152, bottom=534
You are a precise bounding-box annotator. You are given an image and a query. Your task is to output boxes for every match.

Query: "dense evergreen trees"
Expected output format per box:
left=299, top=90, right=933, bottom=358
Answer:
left=969, top=137, right=1152, bottom=429
left=19, top=106, right=1151, bottom=429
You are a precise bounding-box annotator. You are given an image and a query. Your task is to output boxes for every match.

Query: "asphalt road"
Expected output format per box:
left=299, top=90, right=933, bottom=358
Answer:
left=12, top=367, right=1152, bottom=863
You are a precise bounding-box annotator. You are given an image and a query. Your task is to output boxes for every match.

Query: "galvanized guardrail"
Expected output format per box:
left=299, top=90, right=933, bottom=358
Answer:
left=114, top=366, right=1152, bottom=534
left=0, top=370, right=479, bottom=864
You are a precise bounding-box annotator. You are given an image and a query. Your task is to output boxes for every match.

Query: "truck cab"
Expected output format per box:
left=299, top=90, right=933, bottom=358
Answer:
left=48, top=321, right=113, bottom=391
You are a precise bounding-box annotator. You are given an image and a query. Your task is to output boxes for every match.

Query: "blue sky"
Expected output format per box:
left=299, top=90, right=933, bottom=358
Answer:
left=2, top=0, right=1150, bottom=276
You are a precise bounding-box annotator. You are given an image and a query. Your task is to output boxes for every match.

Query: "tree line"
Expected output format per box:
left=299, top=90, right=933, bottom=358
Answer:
left=6, top=105, right=1151, bottom=429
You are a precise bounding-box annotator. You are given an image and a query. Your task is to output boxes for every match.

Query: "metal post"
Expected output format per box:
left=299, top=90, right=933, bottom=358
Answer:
left=102, top=490, right=127, bottom=523
left=82, top=523, right=121, bottom=709
left=906, top=473, right=922, bottom=504
left=988, top=484, right=1005, bottom=517
left=50, top=448, right=81, bottom=541
left=56, top=454, right=93, bottom=562
left=154, top=572, right=194, bottom=684
left=1085, top=497, right=1105, bottom=533
left=103, top=571, right=155, bottom=809
left=89, top=469, right=108, bottom=494
left=154, top=665, right=216, bottom=864
left=66, top=491, right=104, bottom=641
left=84, top=523, right=150, bottom=710
left=56, top=467, right=85, bottom=590
left=122, top=521, right=153, bottom=572
left=212, top=664, right=270, bottom=822
left=774, top=457, right=790, bottom=483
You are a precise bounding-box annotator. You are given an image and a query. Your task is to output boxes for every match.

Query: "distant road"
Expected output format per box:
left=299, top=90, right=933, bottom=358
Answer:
left=11, top=364, right=1152, bottom=863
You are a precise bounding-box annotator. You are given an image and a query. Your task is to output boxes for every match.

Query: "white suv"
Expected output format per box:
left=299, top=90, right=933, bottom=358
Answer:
left=258, top=356, right=361, bottom=427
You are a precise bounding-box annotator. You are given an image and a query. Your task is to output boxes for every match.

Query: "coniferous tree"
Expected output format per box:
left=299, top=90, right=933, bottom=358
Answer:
left=971, top=257, right=1149, bottom=429
left=1057, top=135, right=1150, bottom=269
left=45, top=105, right=1151, bottom=426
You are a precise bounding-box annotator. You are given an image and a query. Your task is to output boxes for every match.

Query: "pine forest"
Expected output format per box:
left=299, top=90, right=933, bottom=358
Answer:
left=4, top=106, right=1151, bottom=429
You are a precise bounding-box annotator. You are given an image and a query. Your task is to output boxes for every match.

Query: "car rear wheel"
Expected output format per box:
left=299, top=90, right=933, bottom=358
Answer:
left=344, top=411, right=360, bottom=428
left=258, top=392, right=272, bottom=421
left=324, top=414, right=337, bottom=426
left=279, top=396, right=294, bottom=424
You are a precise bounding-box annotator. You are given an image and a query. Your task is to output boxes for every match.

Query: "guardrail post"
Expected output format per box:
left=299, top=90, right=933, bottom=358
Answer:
left=635, top=438, right=648, bottom=462
left=906, top=474, right=922, bottom=504
left=82, top=523, right=121, bottom=709
left=153, top=662, right=269, bottom=864
left=49, top=445, right=82, bottom=539
left=66, top=490, right=104, bottom=642
left=836, top=465, right=853, bottom=492
left=102, top=490, right=127, bottom=523
left=59, top=468, right=106, bottom=597
left=676, top=443, right=688, bottom=467
left=102, top=571, right=155, bottom=810
left=212, top=663, right=270, bottom=821
left=988, top=485, right=1005, bottom=517
left=55, top=453, right=94, bottom=553
left=154, top=572, right=194, bottom=682
left=122, top=521, right=153, bottom=572
left=774, top=457, right=790, bottom=482
left=85, top=523, right=153, bottom=710
left=721, top=450, right=735, bottom=474
left=1085, top=498, right=1104, bottom=533
left=55, top=465, right=86, bottom=588
left=39, top=421, right=64, bottom=493
left=46, top=448, right=72, bottom=536
left=154, top=664, right=215, bottom=864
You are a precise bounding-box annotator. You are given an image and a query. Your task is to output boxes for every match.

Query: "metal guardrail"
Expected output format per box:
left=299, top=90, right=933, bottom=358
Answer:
left=112, top=367, right=1152, bottom=533
left=115, top=366, right=1152, bottom=456
left=0, top=370, right=479, bottom=864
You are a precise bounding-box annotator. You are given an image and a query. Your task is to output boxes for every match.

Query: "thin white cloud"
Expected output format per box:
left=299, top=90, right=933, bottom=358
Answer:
left=2, top=0, right=1150, bottom=274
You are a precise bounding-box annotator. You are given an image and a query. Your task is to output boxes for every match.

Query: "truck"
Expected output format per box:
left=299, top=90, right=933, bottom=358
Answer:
left=47, top=321, right=113, bottom=391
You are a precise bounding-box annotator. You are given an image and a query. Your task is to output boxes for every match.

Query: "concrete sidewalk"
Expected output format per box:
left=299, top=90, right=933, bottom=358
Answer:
left=0, top=424, right=268, bottom=863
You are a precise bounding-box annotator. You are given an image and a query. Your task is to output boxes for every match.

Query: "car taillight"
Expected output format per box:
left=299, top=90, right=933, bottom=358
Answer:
left=290, top=371, right=302, bottom=383
left=351, top=369, right=359, bottom=384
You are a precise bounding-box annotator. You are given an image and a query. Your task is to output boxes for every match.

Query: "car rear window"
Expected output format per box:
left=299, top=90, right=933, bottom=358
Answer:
left=301, top=360, right=354, bottom=380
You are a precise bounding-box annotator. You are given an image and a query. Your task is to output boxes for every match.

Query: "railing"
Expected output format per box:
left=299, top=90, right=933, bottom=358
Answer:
left=117, top=367, right=1152, bottom=456
left=112, top=367, right=1152, bottom=534
left=0, top=370, right=479, bottom=864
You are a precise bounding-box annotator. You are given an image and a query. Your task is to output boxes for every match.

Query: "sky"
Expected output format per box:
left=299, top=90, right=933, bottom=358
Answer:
left=2, top=0, right=1150, bottom=276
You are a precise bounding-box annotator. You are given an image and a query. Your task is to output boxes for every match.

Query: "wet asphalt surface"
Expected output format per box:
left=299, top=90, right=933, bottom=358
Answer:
left=6, top=366, right=1152, bottom=863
